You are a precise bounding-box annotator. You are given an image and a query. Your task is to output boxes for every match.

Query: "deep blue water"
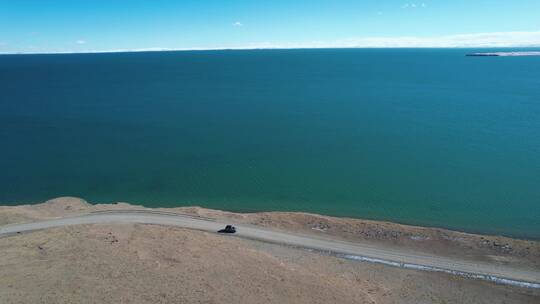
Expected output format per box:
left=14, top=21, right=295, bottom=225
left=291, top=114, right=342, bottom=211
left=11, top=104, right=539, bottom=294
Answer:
left=1, top=49, right=539, bottom=238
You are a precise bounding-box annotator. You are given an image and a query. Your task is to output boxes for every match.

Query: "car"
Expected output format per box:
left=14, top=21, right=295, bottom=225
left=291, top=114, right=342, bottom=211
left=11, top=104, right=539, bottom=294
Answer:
left=218, top=225, right=237, bottom=234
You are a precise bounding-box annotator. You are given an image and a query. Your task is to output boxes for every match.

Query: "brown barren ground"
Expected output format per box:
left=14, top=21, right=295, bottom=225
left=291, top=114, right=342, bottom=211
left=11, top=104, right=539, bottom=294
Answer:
left=0, top=197, right=539, bottom=304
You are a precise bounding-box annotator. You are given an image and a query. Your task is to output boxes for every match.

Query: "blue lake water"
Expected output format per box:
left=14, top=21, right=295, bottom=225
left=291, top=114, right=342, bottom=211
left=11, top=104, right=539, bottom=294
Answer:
left=1, top=49, right=539, bottom=238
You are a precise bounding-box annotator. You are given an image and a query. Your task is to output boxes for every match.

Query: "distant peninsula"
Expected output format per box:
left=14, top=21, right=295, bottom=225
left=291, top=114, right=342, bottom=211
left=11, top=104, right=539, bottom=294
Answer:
left=467, top=51, right=540, bottom=57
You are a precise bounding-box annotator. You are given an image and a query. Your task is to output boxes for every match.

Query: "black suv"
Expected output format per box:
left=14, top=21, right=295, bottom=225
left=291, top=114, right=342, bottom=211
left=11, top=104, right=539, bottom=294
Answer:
left=218, top=225, right=237, bottom=234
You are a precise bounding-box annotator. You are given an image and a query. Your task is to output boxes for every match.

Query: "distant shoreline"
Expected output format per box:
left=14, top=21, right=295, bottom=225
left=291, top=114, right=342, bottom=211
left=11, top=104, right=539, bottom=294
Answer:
left=467, top=51, right=540, bottom=57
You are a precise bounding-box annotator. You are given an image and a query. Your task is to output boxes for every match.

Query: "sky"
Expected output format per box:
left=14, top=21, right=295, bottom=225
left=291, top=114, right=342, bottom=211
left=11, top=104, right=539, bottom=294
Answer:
left=1, top=0, right=540, bottom=53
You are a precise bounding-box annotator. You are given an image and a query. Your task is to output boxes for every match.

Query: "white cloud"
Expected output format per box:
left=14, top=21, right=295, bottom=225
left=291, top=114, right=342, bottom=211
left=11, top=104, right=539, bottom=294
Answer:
left=232, top=21, right=243, bottom=27
left=402, top=3, right=426, bottom=9
left=245, top=30, right=540, bottom=48
left=76, top=40, right=86, bottom=44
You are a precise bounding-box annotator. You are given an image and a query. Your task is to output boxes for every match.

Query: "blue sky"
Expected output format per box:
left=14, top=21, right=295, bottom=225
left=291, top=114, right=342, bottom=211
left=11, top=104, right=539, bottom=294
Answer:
left=1, top=0, right=540, bottom=53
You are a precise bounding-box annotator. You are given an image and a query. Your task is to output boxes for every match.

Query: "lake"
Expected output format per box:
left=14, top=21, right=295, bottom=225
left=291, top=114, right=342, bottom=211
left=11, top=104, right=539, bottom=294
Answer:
left=1, top=48, right=539, bottom=238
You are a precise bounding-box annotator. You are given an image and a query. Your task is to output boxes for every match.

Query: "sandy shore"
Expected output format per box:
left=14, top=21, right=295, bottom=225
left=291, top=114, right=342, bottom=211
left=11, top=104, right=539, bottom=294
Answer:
left=1, top=197, right=539, bottom=303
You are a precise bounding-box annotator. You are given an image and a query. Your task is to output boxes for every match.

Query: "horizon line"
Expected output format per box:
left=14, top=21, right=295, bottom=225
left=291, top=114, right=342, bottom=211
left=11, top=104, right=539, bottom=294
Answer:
left=2, top=45, right=540, bottom=56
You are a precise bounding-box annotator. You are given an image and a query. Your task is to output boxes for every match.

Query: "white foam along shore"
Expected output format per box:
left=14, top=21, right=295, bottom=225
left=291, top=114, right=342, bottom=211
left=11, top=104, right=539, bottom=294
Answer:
left=467, top=51, right=540, bottom=57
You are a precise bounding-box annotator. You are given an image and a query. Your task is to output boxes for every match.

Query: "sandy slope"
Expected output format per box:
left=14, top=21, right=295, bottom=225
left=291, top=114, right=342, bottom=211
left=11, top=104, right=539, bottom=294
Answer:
left=1, top=197, right=539, bottom=303
left=2, top=211, right=539, bottom=284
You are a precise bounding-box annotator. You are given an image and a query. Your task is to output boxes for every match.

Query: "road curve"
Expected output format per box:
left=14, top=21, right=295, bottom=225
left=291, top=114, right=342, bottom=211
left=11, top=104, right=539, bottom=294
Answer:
left=1, top=210, right=539, bottom=288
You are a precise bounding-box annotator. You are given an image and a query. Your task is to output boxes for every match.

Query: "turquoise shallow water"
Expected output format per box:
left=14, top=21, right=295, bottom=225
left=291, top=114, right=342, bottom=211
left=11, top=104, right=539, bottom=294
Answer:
left=1, top=49, right=539, bottom=238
